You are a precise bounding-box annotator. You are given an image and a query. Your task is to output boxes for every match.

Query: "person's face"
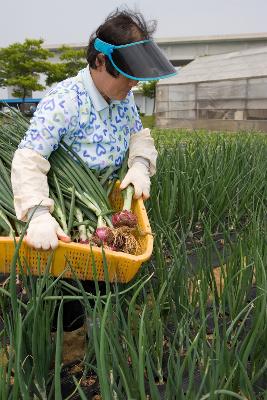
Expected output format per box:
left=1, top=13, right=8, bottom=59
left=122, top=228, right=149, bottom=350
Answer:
left=103, top=72, right=139, bottom=101
left=91, top=55, right=139, bottom=101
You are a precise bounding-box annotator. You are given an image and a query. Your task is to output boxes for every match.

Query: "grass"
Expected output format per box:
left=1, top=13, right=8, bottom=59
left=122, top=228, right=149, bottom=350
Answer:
left=0, top=129, right=266, bottom=399
left=140, top=114, right=156, bottom=129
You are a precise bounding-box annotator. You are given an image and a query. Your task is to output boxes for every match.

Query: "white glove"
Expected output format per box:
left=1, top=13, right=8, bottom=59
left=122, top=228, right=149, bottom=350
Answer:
left=26, top=211, right=71, bottom=250
left=120, top=160, right=151, bottom=200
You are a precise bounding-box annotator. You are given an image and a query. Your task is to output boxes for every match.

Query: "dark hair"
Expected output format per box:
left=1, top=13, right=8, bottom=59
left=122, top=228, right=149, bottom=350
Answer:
left=86, top=8, right=157, bottom=77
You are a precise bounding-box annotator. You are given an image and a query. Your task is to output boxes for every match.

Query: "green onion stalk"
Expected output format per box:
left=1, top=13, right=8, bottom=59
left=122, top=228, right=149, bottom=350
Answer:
left=74, top=206, right=90, bottom=243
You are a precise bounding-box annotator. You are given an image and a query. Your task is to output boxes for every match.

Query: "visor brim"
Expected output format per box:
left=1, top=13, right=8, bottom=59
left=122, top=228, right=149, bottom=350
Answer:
left=110, top=41, right=177, bottom=81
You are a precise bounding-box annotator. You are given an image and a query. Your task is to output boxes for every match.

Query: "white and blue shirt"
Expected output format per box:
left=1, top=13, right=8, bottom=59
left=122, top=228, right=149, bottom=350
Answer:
left=19, top=67, right=143, bottom=171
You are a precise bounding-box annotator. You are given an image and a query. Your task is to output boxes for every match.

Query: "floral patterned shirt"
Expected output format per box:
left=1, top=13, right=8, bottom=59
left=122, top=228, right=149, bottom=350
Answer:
left=19, top=67, right=143, bottom=171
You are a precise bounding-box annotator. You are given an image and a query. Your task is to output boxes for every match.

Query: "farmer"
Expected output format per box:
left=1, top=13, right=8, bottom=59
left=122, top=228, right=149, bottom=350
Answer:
left=11, top=8, right=176, bottom=330
left=11, top=8, right=176, bottom=251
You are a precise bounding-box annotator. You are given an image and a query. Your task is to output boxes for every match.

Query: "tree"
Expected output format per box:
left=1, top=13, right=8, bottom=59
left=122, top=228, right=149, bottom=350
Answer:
left=46, top=46, right=87, bottom=85
left=141, top=80, right=157, bottom=99
left=0, top=39, right=54, bottom=101
left=140, top=80, right=158, bottom=113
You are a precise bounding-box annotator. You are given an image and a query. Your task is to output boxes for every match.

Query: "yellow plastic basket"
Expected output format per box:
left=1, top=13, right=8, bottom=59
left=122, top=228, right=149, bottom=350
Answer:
left=0, top=184, right=153, bottom=283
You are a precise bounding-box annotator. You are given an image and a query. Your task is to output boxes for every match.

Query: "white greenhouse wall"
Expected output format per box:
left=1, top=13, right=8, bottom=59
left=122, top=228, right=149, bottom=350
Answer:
left=134, top=93, right=154, bottom=115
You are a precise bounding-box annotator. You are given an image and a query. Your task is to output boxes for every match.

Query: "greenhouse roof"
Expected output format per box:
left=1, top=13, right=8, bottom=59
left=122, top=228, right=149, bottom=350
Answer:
left=158, top=46, right=267, bottom=85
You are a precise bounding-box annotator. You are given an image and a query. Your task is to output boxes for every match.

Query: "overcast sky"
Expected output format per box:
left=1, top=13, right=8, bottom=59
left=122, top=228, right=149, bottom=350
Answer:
left=1, top=0, right=267, bottom=47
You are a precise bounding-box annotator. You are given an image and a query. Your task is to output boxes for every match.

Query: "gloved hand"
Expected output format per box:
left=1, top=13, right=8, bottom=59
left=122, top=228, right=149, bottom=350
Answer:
left=26, top=212, right=71, bottom=250
left=120, top=161, right=151, bottom=200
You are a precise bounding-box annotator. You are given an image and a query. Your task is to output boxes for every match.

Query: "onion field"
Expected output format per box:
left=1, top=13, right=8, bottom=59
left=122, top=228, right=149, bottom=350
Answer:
left=0, top=128, right=266, bottom=399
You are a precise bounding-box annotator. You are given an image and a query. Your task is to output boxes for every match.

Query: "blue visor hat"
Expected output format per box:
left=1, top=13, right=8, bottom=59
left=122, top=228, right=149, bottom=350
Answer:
left=94, top=38, right=177, bottom=81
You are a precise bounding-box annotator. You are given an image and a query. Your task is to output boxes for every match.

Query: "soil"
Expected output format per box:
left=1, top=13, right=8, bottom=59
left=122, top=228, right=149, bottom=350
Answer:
left=62, top=327, right=86, bottom=365
left=58, top=360, right=100, bottom=399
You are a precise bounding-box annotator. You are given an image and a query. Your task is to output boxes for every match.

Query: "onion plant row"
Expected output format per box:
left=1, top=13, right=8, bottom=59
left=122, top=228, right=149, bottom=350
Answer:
left=150, top=130, right=267, bottom=238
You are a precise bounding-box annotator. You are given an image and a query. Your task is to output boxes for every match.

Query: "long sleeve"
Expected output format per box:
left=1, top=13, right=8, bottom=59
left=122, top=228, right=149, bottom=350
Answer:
left=11, top=148, right=54, bottom=221
left=128, top=128, right=158, bottom=176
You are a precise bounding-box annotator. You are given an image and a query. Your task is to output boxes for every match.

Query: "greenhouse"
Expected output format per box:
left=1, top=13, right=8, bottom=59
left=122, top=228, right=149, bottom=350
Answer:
left=156, top=46, right=267, bottom=131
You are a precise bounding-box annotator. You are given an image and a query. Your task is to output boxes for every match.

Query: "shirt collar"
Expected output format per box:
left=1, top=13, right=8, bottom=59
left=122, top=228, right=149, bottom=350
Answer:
left=80, top=66, right=121, bottom=111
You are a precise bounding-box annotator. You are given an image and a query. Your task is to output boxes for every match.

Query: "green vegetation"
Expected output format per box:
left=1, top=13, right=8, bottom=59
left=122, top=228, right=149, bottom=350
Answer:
left=140, top=114, right=156, bottom=129
left=0, top=39, right=52, bottom=100
left=0, top=40, right=87, bottom=100
left=140, top=80, right=157, bottom=99
left=0, top=130, right=266, bottom=398
left=46, top=46, right=87, bottom=86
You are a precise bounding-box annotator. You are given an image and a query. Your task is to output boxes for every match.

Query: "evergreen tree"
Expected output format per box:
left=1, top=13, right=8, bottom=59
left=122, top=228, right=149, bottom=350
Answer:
left=46, top=46, right=87, bottom=85
left=0, top=39, right=53, bottom=100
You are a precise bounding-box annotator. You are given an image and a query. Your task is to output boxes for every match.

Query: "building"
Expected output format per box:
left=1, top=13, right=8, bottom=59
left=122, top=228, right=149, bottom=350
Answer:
left=156, top=46, right=267, bottom=131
